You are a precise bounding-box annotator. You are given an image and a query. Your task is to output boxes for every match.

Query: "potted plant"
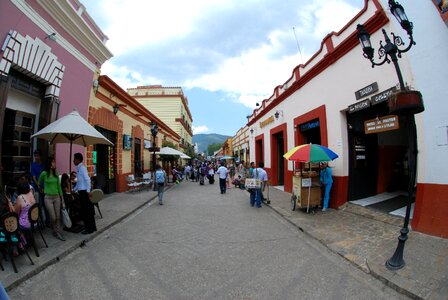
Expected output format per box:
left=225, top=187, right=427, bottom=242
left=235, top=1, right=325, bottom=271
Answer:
left=388, top=86, right=424, bottom=115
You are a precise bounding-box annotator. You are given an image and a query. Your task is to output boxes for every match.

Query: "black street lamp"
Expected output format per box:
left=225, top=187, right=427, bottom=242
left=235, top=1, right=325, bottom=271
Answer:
left=357, top=0, right=424, bottom=271
left=150, top=122, right=158, bottom=191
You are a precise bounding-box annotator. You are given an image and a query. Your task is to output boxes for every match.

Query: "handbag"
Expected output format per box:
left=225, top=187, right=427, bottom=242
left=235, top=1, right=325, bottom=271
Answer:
left=245, top=168, right=261, bottom=192
left=61, top=207, right=72, bottom=229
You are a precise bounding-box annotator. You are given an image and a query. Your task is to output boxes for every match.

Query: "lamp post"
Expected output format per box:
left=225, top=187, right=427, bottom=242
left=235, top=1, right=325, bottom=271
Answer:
left=357, top=0, right=424, bottom=271
left=150, top=122, right=158, bottom=191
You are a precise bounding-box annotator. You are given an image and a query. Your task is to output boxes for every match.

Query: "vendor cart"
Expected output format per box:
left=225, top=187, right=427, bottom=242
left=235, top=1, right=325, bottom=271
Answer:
left=283, top=143, right=339, bottom=213
left=290, top=163, right=321, bottom=212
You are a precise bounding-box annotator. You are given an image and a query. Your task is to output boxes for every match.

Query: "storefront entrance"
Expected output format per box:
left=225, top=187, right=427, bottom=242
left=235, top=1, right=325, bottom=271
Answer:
left=347, top=102, right=412, bottom=216
left=94, top=127, right=117, bottom=194
left=273, top=133, right=285, bottom=185
left=299, top=119, right=321, bottom=144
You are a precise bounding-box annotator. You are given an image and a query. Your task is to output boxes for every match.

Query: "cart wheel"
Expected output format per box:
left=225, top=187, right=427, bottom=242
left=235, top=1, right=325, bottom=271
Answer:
left=290, top=195, right=297, bottom=211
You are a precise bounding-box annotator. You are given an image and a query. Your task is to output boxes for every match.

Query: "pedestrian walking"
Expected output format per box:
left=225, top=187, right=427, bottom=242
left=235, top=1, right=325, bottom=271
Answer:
left=184, top=165, right=191, bottom=181
left=320, top=162, right=333, bottom=212
left=155, top=165, right=167, bottom=205
left=248, top=162, right=255, bottom=178
left=250, top=162, right=268, bottom=208
left=31, top=149, right=47, bottom=225
left=38, top=157, right=65, bottom=241
left=216, top=164, right=228, bottom=194
left=73, top=153, right=96, bottom=234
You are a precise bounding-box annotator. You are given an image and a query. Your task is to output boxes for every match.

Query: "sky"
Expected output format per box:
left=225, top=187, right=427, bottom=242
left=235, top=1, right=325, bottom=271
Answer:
left=82, top=0, right=363, bottom=136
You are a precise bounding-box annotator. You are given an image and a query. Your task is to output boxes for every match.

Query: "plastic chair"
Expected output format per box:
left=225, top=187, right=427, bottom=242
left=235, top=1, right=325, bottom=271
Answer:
left=126, top=175, right=142, bottom=192
left=22, top=203, right=48, bottom=257
left=142, top=173, right=152, bottom=190
left=1, top=212, right=34, bottom=273
left=90, top=189, right=104, bottom=218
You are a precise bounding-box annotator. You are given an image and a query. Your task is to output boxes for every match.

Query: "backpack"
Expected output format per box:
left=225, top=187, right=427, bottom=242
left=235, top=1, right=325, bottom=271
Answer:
left=156, top=170, right=165, bottom=183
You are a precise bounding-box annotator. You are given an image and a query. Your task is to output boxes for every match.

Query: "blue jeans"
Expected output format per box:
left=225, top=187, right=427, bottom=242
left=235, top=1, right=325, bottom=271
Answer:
left=157, top=183, right=165, bottom=203
left=219, top=178, right=226, bottom=193
left=250, top=188, right=262, bottom=207
left=322, top=182, right=332, bottom=209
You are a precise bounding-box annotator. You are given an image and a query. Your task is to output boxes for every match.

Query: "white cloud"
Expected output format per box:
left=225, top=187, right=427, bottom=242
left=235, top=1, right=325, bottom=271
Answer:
left=89, top=0, right=361, bottom=109
left=100, top=62, right=161, bottom=90
left=184, top=33, right=303, bottom=108
left=183, top=0, right=360, bottom=109
left=98, top=0, right=233, bottom=56
left=192, top=125, right=210, bottom=134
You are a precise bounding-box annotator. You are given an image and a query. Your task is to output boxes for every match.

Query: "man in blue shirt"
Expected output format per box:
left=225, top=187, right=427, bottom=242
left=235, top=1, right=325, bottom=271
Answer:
left=73, top=152, right=96, bottom=234
left=251, top=162, right=268, bottom=208
left=31, top=149, right=47, bottom=223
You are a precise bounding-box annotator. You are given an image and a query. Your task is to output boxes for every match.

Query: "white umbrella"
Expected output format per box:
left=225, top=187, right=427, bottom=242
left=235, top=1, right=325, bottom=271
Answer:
left=155, top=146, right=186, bottom=156
left=32, top=109, right=113, bottom=146
left=31, top=108, right=113, bottom=175
left=180, top=153, right=191, bottom=159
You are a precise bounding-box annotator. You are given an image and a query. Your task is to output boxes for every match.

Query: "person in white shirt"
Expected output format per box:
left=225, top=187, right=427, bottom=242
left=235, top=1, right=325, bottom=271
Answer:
left=216, top=164, right=228, bottom=194
left=250, top=162, right=268, bottom=208
left=184, top=165, right=191, bottom=181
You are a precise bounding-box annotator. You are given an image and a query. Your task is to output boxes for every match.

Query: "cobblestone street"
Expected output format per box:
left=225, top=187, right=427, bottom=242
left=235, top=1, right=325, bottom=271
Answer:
left=8, top=181, right=406, bottom=299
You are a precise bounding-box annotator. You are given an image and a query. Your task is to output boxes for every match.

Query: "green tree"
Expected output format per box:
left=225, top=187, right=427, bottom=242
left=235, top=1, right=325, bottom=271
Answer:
left=207, top=143, right=222, bottom=156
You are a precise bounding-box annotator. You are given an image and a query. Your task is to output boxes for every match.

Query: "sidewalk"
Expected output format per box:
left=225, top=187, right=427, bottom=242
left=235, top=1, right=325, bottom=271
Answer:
left=263, top=186, right=448, bottom=300
left=0, top=186, right=168, bottom=291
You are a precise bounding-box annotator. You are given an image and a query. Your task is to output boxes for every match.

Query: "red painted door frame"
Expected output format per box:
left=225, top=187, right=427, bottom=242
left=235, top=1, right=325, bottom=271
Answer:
left=270, top=123, right=288, bottom=186
left=255, top=133, right=264, bottom=165
left=294, top=105, right=328, bottom=147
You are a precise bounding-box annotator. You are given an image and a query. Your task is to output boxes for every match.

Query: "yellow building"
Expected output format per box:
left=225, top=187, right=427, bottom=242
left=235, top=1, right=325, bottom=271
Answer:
left=222, top=138, right=233, bottom=157
left=232, top=126, right=249, bottom=164
left=88, top=75, right=180, bottom=193
left=127, top=85, right=193, bottom=152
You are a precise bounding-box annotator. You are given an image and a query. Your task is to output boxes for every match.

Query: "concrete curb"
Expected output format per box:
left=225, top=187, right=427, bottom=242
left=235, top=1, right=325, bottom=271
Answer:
left=5, top=185, right=176, bottom=291
left=261, top=200, right=422, bottom=300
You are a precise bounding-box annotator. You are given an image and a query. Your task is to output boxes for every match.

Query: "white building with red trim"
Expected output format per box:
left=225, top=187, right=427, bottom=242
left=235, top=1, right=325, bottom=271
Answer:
left=246, top=0, right=448, bottom=238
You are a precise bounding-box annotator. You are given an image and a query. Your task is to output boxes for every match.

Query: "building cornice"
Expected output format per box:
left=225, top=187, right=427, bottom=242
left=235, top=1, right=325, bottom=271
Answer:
left=36, top=0, right=113, bottom=64
left=247, top=0, right=388, bottom=126
left=98, top=75, right=180, bottom=140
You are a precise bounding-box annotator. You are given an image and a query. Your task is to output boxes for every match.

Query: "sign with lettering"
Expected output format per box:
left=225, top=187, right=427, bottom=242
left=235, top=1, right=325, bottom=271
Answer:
left=299, top=120, right=320, bottom=132
left=260, top=116, right=274, bottom=128
left=348, top=99, right=371, bottom=114
left=370, top=87, right=397, bottom=105
left=355, top=82, right=378, bottom=100
left=364, top=115, right=399, bottom=134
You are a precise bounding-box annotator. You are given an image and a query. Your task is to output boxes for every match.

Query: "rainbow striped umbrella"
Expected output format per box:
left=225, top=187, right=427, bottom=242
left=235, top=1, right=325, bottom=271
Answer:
left=283, top=143, right=338, bottom=162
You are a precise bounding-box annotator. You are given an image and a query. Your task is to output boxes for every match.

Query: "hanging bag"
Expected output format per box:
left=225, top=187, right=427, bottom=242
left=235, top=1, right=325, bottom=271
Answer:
left=61, top=203, right=72, bottom=229
left=245, top=168, right=260, bottom=192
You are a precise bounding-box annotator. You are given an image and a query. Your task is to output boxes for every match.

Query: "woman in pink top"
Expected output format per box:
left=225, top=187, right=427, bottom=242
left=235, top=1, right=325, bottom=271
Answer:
left=13, top=177, right=36, bottom=229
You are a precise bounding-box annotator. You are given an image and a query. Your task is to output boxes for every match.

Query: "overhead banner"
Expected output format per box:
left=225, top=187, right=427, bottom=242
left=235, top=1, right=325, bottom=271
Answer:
left=364, top=115, right=399, bottom=134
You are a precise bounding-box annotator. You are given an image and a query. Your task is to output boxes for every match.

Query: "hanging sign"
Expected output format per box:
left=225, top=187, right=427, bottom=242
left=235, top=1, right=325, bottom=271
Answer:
left=371, top=87, right=397, bottom=105
left=260, top=116, right=274, bottom=128
left=348, top=99, right=371, bottom=113
left=364, top=115, right=399, bottom=134
left=355, top=82, right=378, bottom=100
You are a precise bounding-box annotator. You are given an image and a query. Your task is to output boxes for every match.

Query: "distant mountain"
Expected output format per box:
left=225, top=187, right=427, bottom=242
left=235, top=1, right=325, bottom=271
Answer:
left=193, top=133, right=230, bottom=153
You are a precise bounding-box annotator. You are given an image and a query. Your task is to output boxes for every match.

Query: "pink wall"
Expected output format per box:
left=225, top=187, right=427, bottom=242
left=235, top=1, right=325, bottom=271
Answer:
left=1, top=0, right=97, bottom=174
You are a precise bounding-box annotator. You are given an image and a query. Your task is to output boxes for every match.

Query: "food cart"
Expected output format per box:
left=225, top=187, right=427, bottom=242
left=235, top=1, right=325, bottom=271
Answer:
left=290, top=162, right=321, bottom=212
left=283, top=143, right=339, bottom=214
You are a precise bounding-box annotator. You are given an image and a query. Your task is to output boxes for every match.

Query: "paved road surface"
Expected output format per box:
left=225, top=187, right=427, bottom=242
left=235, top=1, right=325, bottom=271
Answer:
left=9, top=179, right=408, bottom=299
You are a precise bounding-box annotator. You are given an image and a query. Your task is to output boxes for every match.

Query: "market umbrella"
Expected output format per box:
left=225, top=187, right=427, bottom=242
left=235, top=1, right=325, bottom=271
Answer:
left=220, top=155, right=233, bottom=160
left=283, top=143, right=338, bottom=162
left=31, top=108, right=113, bottom=176
left=283, top=143, right=338, bottom=213
left=180, top=153, right=191, bottom=159
left=155, top=146, right=186, bottom=156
